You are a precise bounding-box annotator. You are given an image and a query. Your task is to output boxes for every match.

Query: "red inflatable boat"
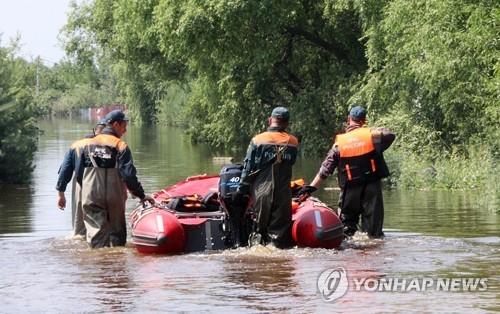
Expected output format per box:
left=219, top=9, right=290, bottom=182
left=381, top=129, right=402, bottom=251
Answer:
left=130, top=169, right=343, bottom=254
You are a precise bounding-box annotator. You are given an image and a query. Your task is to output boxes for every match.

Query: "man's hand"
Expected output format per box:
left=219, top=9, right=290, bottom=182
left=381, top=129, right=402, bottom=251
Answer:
left=57, top=192, right=66, bottom=210
left=141, top=194, right=156, bottom=206
left=297, top=185, right=317, bottom=202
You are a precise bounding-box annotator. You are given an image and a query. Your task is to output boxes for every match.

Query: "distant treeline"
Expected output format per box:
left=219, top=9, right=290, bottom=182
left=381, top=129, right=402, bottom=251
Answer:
left=1, top=1, right=498, bottom=205
left=0, top=37, right=125, bottom=183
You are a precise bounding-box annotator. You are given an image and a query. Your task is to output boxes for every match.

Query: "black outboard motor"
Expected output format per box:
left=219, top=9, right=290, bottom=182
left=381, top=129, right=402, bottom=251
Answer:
left=219, top=164, right=250, bottom=247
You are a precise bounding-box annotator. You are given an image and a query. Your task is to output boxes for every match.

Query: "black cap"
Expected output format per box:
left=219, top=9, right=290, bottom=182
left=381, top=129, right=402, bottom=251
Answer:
left=271, top=106, right=290, bottom=121
left=349, top=106, right=367, bottom=121
left=96, top=118, right=107, bottom=127
left=105, top=110, right=129, bottom=123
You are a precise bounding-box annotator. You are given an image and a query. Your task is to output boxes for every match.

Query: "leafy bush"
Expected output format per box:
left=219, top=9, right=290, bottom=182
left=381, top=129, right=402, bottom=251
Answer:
left=387, top=142, right=498, bottom=207
left=0, top=46, right=40, bottom=183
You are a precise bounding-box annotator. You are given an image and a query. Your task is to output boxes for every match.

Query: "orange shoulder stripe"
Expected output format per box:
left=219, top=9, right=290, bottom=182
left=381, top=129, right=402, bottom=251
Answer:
left=252, top=131, right=299, bottom=147
left=85, top=134, right=128, bottom=152
left=70, top=138, right=90, bottom=149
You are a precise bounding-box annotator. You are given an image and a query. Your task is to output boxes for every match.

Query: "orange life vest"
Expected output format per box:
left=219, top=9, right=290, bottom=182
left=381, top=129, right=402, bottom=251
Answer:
left=335, top=127, right=389, bottom=187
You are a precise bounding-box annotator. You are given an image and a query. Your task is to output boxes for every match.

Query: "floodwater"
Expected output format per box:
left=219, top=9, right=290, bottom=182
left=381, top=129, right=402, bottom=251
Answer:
left=0, top=118, right=498, bottom=313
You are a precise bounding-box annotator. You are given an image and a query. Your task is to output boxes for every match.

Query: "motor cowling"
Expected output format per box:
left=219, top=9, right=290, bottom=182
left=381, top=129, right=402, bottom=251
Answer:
left=218, top=164, right=251, bottom=247
left=219, top=164, right=243, bottom=207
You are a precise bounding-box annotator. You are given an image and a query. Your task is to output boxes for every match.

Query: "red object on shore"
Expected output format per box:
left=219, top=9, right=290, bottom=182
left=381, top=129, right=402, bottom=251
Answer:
left=129, top=174, right=343, bottom=254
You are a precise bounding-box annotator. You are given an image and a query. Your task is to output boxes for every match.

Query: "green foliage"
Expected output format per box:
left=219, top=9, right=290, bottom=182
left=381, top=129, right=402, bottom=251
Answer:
left=32, top=54, right=124, bottom=114
left=62, top=0, right=367, bottom=148
left=358, top=0, right=499, bottom=151
left=0, top=45, right=40, bottom=183
left=153, top=0, right=366, bottom=151
left=62, top=0, right=186, bottom=123
left=157, top=83, right=189, bottom=126
left=386, top=143, right=498, bottom=210
left=60, top=0, right=499, bottom=193
left=373, top=107, right=443, bottom=159
left=50, top=83, right=116, bottom=112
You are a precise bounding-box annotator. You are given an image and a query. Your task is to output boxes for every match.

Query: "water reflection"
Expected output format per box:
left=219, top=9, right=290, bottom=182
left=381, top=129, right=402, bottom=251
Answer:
left=125, top=123, right=233, bottom=191
left=81, top=250, right=134, bottom=312
left=48, top=240, right=137, bottom=313
left=222, top=252, right=299, bottom=312
left=384, top=190, right=500, bottom=237
left=0, top=185, right=33, bottom=236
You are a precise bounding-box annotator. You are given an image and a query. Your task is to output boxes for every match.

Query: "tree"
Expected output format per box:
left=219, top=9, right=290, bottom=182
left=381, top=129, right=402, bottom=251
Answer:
left=0, top=44, right=40, bottom=183
left=357, top=0, right=499, bottom=156
left=62, top=0, right=367, bottom=151
left=61, top=0, right=499, bottom=158
left=153, top=0, right=367, bottom=151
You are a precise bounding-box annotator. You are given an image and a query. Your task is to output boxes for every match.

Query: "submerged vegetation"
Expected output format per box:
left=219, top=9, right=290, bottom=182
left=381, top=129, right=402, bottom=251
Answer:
left=0, top=1, right=498, bottom=203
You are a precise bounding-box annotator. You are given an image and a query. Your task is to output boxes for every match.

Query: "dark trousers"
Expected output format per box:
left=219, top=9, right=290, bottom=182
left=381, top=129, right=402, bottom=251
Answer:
left=251, top=163, right=293, bottom=248
left=339, top=180, right=384, bottom=238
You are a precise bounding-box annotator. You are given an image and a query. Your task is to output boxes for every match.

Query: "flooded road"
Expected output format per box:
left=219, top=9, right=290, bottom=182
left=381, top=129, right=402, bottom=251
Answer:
left=0, top=118, right=498, bottom=313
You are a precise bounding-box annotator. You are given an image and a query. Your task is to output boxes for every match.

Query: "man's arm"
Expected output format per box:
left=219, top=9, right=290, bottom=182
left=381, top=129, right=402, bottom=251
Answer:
left=372, top=128, right=396, bottom=152
left=56, top=149, right=75, bottom=192
left=55, top=149, right=75, bottom=209
left=117, top=147, right=146, bottom=200
left=310, top=144, right=340, bottom=188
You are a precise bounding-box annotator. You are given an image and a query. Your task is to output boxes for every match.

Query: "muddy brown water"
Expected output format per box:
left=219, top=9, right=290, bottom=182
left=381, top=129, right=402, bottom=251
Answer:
left=0, top=118, right=498, bottom=313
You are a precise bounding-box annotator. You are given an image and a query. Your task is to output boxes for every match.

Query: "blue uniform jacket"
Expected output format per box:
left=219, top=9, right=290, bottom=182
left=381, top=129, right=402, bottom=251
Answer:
left=55, top=128, right=145, bottom=200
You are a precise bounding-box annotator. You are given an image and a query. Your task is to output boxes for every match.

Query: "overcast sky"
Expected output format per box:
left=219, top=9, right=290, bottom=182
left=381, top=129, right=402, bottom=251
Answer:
left=0, top=0, right=71, bottom=65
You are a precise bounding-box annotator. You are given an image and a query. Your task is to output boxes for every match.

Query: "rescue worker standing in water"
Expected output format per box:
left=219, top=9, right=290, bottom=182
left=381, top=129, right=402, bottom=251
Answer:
left=79, top=110, right=154, bottom=248
left=56, top=119, right=107, bottom=237
left=235, top=107, right=299, bottom=248
left=300, top=106, right=395, bottom=238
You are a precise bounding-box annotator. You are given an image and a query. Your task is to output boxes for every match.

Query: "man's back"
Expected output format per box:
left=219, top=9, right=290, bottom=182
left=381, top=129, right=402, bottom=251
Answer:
left=237, top=106, right=299, bottom=248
